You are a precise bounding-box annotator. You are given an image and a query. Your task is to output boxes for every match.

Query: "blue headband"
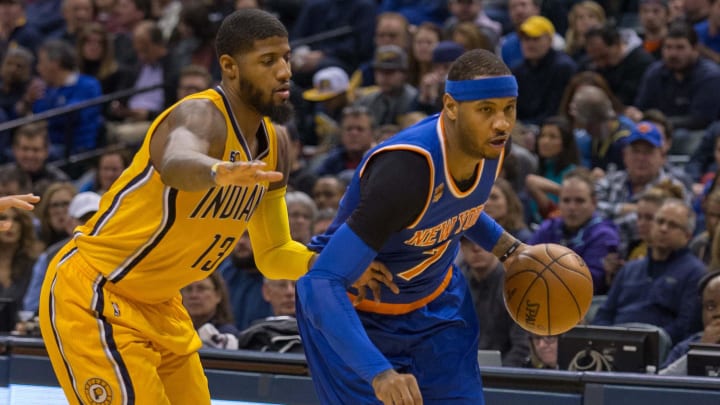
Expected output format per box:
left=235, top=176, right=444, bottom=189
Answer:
left=445, top=76, right=518, bottom=101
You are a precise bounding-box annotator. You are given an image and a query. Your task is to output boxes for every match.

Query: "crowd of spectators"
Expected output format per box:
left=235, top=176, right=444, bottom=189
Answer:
left=2, top=0, right=720, bottom=374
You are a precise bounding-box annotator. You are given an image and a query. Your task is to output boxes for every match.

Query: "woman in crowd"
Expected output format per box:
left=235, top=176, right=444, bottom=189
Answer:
left=35, top=182, right=76, bottom=248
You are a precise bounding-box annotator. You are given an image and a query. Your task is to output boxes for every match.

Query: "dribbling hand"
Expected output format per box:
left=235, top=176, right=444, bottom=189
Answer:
left=372, top=369, right=423, bottom=405
left=352, top=261, right=400, bottom=306
left=213, top=161, right=283, bottom=187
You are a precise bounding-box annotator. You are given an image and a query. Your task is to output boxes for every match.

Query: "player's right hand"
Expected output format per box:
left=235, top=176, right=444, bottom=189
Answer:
left=213, top=161, right=283, bottom=187
left=372, top=369, right=423, bottom=405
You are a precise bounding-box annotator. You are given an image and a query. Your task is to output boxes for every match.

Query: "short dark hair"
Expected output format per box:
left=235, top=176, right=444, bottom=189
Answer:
left=666, top=20, right=698, bottom=46
left=40, top=39, right=77, bottom=71
left=585, top=23, right=621, bottom=46
left=447, top=49, right=511, bottom=81
left=215, top=9, right=288, bottom=58
left=698, top=270, right=720, bottom=296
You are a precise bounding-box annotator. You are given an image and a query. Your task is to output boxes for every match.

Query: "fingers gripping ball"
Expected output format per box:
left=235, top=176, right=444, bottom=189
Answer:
left=504, top=243, right=593, bottom=336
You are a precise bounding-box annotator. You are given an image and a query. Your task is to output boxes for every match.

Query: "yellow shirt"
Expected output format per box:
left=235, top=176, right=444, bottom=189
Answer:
left=74, top=88, right=277, bottom=303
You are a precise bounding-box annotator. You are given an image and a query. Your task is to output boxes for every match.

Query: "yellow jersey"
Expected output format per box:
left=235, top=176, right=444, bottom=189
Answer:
left=73, top=88, right=278, bottom=303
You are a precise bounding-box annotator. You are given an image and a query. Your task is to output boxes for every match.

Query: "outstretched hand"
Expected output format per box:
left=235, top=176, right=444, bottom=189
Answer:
left=352, top=261, right=400, bottom=306
left=372, top=369, right=423, bottom=405
left=0, top=194, right=40, bottom=231
left=213, top=161, right=283, bottom=187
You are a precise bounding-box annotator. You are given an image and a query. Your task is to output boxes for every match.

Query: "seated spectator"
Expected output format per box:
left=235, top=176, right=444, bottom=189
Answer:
left=641, top=109, right=693, bottom=190
left=417, top=40, right=464, bottom=115
left=458, top=237, right=530, bottom=367
left=529, top=168, right=621, bottom=294
left=0, top=46, right=33, bottom=123
left=639, top=0, right=670, bottom=59
left=564, top=1, right=605, bottom=63
left=407, top=22, right=441, bottom=89
left=525, top=116, right=579, bottom=222
left=19, top=39, right=103, bottom=159
left=660, top=270, right=720, bottom=375
left=449, top=21, right=494, bottom=52
left=569, top=84, right=633, bottom=174
left=631, top=20, right=720, bottom=131
left=593, top=198, right=706, bottom=344
left=691, top=190, right=720, bottom=264
left=685, top=122, right=720, bottom=184
left=77, top=147, right=132, bottom=195
left=290, top=0, right=376, bottom=86
left=312, top=175, right=345, bottom=211
left=300, top=67, right=351, bottom=150
left=523, top=334, right=559, bottom=369
left=172, top=2, right=221, bottom=81
left=107, top=20, right=178, bottom=146
left=312, top=207, right=337, bottom=237
left=313, top=106, right=375, bottom=177
left=0, top=0, right=43, bottom=53
left=603, top=181, right=686, bottom=286
left=377, top=0, right=449, bottom=26
left=484, top=177, right=533, bottom=242
left=35, top=182, right=76, bottom=248
left=0, top=166, right=31, bottom=196
left=513, top=16, right=577, bottom=125
left=218, top=232, right=272, bottom=331
left=694, top=0, right=720, bottom=63
left=286, top=191, right=317, bottom=245
left=444, top=0, right=501, bottom=48
left=22, top=191, right=100, bottom=314
left=4, top=121, right=70, bottom=196
left=596, top=122, right=690, bottom=251
left=76, top=22, right=132, bottom=98
left=350, top=11, right=411, bottom=89
left=183, top=271, right=241, bottom=350
left=261, top=278, right=297, bottom=318
left=501, top=0, right=566, bottom=70
left=0, top=205, right=38, bottom=307
left=58, top=0, right=94, bottom=44
left=582, top=23, right=655, bottom=106
left=176, top=65, right=213, bottom=101
left=354, top=45, right=418, bottom=127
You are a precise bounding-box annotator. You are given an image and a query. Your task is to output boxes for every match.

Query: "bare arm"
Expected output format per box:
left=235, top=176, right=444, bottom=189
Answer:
left=150, top=99, right=282, bottom=191
left=150, top=99, right=227, bottom=191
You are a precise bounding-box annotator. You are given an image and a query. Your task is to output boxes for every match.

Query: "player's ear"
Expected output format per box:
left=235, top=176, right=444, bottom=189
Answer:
left=219, top=54, right=238, bottom=80
left=443, top=94, right=458, bottom=121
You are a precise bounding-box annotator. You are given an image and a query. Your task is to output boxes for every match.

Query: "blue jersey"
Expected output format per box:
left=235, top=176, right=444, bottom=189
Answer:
left=298, top=113, right=506, bottom=404
left=311, top=114, right=505, bottom=314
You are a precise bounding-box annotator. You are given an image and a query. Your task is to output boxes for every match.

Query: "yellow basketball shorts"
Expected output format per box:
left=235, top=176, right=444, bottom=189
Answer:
left=39, top=246, right=210, bottom=405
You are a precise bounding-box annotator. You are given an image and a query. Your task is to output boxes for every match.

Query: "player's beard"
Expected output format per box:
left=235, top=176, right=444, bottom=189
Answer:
left=238, top=76, right=294, bottom=123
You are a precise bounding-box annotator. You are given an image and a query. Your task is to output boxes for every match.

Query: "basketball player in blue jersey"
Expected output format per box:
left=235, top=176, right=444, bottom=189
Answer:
left=0, top=194, right=39, bottom=231
left=296, top=49, right=531, bottom=404
left=38, top=9, right=393, bottom=405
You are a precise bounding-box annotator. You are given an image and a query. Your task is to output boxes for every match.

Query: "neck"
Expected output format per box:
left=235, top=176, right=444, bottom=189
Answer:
left=219, top=81, right=262, bottom=145
left=191, top=313, right=214, bottom=328
left=650, top=247, right=672, bottom=261
left=442, top=113, right=478, bottom=182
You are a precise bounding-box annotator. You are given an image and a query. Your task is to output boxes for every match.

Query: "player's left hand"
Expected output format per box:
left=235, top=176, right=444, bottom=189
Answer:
left=352, top=261, right=399, bottom=306
left=501, top=242, right=528, bottom=272
left=0, top=194, right=40, bottom=231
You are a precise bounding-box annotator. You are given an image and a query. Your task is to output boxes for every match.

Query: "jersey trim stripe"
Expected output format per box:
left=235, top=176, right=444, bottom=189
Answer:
left=93, top=276, right=135, bottom=404
left=47, top=272, right=85, bottom=403
left=437, top=116, right=482, bottom=198
left=357, top=144, right=435, bottom=230
left=109, top=188, right=179, bottom=282
left=90, top=164, right=154, bottom=237
left=214, top=86, right=252, bottom=160
left=348, top=266, right=453, bottom=315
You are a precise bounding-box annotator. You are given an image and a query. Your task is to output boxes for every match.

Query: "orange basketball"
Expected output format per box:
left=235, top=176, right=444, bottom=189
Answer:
left=503, top=243, right=593, bottom=336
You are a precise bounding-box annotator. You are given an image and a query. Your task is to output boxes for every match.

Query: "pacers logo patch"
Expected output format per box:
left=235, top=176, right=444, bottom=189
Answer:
left=85, top=378, right=112, bottom=404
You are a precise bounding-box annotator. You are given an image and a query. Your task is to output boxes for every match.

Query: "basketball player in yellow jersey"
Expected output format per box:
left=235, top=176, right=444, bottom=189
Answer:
left=38, top=9, right=395, bottom=405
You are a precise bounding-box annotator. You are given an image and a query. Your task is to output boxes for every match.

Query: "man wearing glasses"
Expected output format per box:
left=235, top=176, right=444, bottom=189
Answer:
left=593, top=198, right=706, bottom=346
